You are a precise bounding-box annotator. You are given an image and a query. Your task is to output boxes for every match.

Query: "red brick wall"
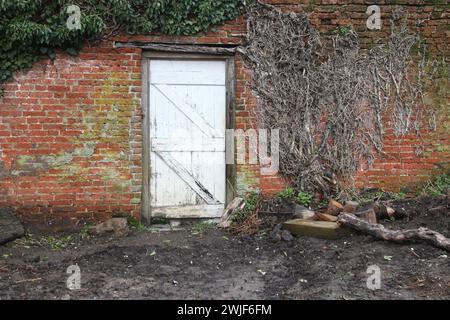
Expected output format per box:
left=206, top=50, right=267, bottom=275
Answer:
left=0, top=44, right=145, bottom=229
left=259, top=0, right=449, bottom=193
left=0, top=1, right=448, bottom=228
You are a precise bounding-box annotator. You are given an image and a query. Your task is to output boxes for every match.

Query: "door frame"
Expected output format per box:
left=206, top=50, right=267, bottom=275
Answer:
left=141, top=51, right=236, bottom=223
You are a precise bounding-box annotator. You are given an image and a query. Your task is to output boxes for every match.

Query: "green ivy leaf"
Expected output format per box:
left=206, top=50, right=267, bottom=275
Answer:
left=47, top=49, right=56, bottom=60
left=65, top=47, right=78, bottom=56
left=0, top=0, right=245, bottom=92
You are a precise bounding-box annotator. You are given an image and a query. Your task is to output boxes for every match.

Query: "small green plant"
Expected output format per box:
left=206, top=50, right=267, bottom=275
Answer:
left=191, top=221, right=215, bottom=235
left=334, top=25, right=352, bottom=36
left=356, top=189, right=407, bottom=203
left=128, top=217, right=158, bottom=232
left=14, top=233, right=75, bottom=250
left=14, top=233, right=76, bottom=250
left=40, top=235, right=74, bottom=250
left=232, top=191, right=261, bottom=223
left=128, top=216, right=143, bottom=229
left=79, top=225, right=91, bottom=239
left=391, top=191, right=407, bottom=201
left=276, top=187, right=296, bottom=200
left=420, top=173, right=450, bottom=196
left=319, top=199, right=328, bottom=208
left=296, top=191, right=313, bottom=206
left=150, top=217, right=169, bottom=225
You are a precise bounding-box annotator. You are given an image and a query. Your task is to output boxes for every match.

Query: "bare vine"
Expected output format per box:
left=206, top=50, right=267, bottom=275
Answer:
left=240, top=3, right=439, bottom=195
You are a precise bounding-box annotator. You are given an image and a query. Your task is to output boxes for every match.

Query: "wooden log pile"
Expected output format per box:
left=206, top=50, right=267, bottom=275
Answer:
left=220, top=196, right=450, bottom=252
left=282, top=199, right=450, bottom=252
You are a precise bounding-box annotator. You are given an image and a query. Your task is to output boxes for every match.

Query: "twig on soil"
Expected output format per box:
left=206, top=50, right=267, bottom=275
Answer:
left=428, top=206, right=446, bottom=212
left=229, top=209, right=262, bottom=236
left=14, top=277, right=42, bottom=284
left=338, top=213, right=450, bottom=252
left=410, top=247, right=421, bottom=258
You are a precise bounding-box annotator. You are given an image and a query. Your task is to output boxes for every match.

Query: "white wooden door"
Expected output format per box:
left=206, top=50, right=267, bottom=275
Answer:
left=149, top=59, right=226, bottom=218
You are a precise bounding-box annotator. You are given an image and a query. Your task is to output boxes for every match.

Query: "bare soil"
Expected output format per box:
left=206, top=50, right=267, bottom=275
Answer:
left=0, top=196, right=449, bottom=300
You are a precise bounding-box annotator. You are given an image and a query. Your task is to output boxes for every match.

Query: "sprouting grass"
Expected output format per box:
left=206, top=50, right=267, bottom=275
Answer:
left=14, top=233, right=76, bottom=251
left=190, top=221, right=216, bottom=235
left=127, top=217, right=160, bottom=233
left=420, top=173, right=450, bottom=196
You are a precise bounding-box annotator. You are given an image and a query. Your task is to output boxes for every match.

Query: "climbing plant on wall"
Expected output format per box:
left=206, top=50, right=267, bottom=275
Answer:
left=241, top=3, right=441, bottom=196
left=0, top=0, right=245, bottom=92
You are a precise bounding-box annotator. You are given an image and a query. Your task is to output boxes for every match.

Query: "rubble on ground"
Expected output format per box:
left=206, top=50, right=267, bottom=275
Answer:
left=0, top=208, right=25, bottom=245
left=89, top=218, right=129, bottom=237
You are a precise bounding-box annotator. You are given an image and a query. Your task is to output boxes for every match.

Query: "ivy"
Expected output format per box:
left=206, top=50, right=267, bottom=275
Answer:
left=0, top=0, right=245, bottom=91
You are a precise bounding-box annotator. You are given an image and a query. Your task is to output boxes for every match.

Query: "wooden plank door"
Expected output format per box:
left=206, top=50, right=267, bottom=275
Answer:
left=148, top=59, right=226, bottom=218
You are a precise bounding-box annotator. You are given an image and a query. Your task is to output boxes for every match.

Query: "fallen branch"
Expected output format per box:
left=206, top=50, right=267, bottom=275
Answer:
left=338, top=213, right=450, bottom=252
left=15, top=277, right=42, bottom=284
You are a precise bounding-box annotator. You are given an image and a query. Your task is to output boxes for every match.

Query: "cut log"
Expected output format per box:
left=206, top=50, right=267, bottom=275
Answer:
left=327, top=199, right=344, bottom=216
left=315, top=212, right=338, bottom=222
left=283, top=219, right=350, bottom=239
left=218, top=197, right=245, bottom=228
left=373, top=202, right=405, bottom=219
left=338, top=213, right=450, bottom=252
left=343, top=201, right=359, bottom=213
left=386, top=206, right=396, bottom=217
left=293, top=204, right=316, bottom=220
left=354, top=208, right=377, bottom=224
left=372, top=202, right=388, bottom=219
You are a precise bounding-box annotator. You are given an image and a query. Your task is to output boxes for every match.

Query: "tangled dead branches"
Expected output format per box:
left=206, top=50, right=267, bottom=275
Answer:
left=240, top=3, right=437, bottom=195
left=229, top=209, right=262, bottom=236
left=229, top=195, right=262, bottom=236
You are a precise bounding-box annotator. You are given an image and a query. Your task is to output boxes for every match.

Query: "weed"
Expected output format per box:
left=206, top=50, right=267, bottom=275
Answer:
left=276, top=187, right=296, bottom=200
left=334, top=25, right=352, bottom=36
left=232, top=191, right=261, bottom=223
left=44, top=235, right=75, bottom=250
left=151, top=217, right=169, bottom=225
left=319, top=199, right=328, bottom=208
left=420, top=173, right=450, bottom=196
left=128, top=216, right=143, bottom=229
left=13, top=233, right=75, bottom=250
left=391, top=191, right=407, bottom=201
left=277, top=188, right=313, bottom=206
left=127, top=217, right=158, bottom=232
left=191, top=221, right=215, bottom=235
left=296, top=191, right=313, bottom=206
left=80, top=225, right=91, bottom=239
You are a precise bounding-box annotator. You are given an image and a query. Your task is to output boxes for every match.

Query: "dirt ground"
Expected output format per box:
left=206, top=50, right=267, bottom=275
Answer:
left=0, top=195, right=449, bottom=300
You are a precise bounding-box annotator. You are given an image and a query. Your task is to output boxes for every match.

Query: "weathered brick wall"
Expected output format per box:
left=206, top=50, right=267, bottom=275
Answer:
left=261, top=0, right=450, bottom=192
left=0, top=1, right=448, bottom=228
left=0, top=45, right=144, bottom=229
left=0, top=17, right=250, bottom=229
